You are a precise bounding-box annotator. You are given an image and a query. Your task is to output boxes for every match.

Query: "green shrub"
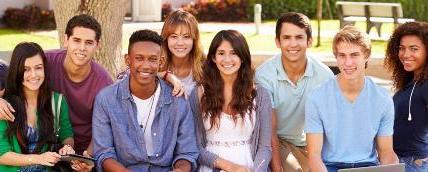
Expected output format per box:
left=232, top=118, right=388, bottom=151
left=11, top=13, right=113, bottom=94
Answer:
left=181, top=0, right=249, bottom=22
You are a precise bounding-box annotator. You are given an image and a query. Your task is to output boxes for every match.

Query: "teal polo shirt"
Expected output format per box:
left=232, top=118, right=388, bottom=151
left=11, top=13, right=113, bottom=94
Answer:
left=255, top=54, right=334, bottom=146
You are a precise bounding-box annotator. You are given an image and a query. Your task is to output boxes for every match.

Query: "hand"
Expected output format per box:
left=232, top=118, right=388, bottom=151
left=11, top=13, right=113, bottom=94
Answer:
left=229, top=164, right=251, bottom=172
left=71, top=160, right=94, bottom=172
left=270, top=165, right=283, bottom=172
left=167, top=73, right=186, bottom=98
left=70, top=150, right=95, bottom=172
left=58, top=144, right=75, bottom=155
left=37, top=152, right=61, bottom=166
left=0, top=98, right=15, bottom=121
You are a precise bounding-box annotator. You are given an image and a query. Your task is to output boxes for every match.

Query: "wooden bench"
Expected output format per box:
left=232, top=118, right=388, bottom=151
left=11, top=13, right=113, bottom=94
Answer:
left=336, top=1, right=414, bottom=36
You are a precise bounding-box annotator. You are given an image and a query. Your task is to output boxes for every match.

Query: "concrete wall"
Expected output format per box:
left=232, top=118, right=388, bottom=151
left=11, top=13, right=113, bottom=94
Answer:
left=0, top=0, right=34, bottom=17
left=0, top=0, right=52, bottom=18
left=163, top=0, right=194, bottom=9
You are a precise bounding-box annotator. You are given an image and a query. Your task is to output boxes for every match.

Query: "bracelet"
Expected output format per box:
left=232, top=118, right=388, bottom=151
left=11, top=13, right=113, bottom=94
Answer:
left=163, top=70, right=172, bottom=80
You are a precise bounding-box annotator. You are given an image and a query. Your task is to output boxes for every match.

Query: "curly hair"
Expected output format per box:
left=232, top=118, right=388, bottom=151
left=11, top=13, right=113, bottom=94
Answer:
left=201, top=30, right=256, bottom=130
left=385, top=22, right=428, bottom=91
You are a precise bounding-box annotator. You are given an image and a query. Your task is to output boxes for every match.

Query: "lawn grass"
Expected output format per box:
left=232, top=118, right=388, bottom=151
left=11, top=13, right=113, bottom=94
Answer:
left=0, top=19, right=390, bottom=56
left=0, top=29, right=59, bottom=51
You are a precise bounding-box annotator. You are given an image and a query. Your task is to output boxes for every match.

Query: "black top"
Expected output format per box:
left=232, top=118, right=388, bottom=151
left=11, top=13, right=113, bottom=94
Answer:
left=393, top=80, right=428, bottom=157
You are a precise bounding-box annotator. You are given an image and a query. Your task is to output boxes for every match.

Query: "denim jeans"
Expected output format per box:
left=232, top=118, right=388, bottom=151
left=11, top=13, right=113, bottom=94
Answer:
left=325, top=162, right=377, bottom=172
left=399, top=156, right=428, bottom=172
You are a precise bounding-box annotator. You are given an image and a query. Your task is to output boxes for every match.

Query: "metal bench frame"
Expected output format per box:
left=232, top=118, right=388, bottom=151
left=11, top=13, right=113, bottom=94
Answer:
left=336, top=1, right=414, bottom=36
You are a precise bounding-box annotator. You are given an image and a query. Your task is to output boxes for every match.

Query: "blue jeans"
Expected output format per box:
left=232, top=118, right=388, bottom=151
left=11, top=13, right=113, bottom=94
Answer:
left=399, top=156, right=428, bottom=172
left=325, top=162, right=377, bottom=172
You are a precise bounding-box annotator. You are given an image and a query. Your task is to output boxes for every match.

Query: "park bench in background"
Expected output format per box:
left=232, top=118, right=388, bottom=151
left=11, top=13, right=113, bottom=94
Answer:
left=336, top=1, right=414, bottom=37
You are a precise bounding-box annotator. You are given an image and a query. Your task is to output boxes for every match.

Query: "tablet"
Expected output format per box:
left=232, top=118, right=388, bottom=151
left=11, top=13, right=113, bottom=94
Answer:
left=338, top=163, right=404, bottom=172
left=60, top=154, right=96, bottom=166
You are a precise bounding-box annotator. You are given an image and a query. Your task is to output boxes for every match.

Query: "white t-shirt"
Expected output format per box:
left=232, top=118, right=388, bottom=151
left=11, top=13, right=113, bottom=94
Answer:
left=132, top=83, right=161, bottom=156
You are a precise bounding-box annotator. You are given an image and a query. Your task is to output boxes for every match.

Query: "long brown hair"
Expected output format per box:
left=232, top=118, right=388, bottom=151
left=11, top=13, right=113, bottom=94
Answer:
left=4, top=42, right=55, bottom=153
left=201, top=30, right=256, bottom=130
left=385, top=22, right=428, bottom=91
left=161, top=10, right=204, bottom=83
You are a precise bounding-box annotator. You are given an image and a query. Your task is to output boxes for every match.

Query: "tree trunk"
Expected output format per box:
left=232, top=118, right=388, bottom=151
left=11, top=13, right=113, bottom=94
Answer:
left=53, top=0, right=128, bottom=77
left=316, top=0, right=323, bottom=47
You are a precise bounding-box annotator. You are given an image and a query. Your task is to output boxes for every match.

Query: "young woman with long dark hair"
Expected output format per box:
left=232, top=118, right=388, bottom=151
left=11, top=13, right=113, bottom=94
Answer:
left=190, top=30, right=272, bottom=172
left=0, top=42, right=74, bottom=171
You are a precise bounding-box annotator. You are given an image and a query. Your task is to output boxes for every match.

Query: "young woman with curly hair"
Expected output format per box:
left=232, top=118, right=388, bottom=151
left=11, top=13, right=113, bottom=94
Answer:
left=189, top=30, right=272, bottom=172
left=385, top=21, right=428, bottom=172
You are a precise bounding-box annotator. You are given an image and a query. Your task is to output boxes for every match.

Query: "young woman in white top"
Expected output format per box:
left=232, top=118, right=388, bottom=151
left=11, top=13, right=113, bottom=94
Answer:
left=190, top=30, right=272, bottom=172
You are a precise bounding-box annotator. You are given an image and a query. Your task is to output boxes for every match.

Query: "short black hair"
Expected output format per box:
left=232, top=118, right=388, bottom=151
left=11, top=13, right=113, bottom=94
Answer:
left=0, top=62, right=8, bottom=90
left=65, top=14, right=101, bottom=42
left=128, top=29, right=162, bottom=53
left=275, top=12, right=312, bottom=40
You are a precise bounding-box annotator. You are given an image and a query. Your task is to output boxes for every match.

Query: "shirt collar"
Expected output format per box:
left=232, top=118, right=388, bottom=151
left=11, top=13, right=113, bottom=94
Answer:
left=118, top=74, right=172, bottom=105
left=274, top=54, right=314, bottom=81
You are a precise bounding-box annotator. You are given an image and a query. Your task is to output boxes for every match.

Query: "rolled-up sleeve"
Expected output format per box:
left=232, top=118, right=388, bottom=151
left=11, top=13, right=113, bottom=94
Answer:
left=92, top=93, right=117, bottom=170
left=173, top=100, right=199, bottom=170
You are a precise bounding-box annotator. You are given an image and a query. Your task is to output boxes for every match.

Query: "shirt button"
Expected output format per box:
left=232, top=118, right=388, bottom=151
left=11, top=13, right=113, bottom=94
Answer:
left=155, top=154, right=159, bottom=157
left=153, top=133, right=157, bottom=136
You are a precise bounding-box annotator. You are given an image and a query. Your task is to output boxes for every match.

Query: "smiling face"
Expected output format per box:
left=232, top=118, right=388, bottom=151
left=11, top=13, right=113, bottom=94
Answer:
left=167, top=24, right=194, bottom=59
left=335, top=42, right=368, bottom=81
left=213, top=40, right=242, bottom=79
left=399, top=35, right=427, bottom=76
left=126, top=41, right=161, bottom=88
left=22, top=54, right=45, bottom=93
left=276, top=23, right=312, bottom=63
left=64, top=27, right=99, bottom=67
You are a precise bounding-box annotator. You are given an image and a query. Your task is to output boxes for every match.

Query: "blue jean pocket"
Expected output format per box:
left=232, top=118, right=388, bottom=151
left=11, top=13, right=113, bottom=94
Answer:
left=399, top=156, right=428, bottom=172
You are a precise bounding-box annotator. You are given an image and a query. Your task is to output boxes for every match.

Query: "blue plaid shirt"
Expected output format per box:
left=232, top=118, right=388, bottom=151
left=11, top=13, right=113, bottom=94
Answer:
left=93, top=76, right=198, bottom=171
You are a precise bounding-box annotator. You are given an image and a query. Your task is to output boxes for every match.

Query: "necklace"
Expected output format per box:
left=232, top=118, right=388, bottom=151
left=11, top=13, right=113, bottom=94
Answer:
left=139, top=80, right=158, bottom=134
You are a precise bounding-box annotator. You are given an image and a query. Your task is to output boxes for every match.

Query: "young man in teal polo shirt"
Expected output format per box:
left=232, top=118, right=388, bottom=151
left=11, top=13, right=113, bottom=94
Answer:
left=256, top=12, right=333, bottom=172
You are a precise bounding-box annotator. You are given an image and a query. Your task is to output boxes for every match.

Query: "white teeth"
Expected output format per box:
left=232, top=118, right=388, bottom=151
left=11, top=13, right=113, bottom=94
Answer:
left=175, top=48, right=185, bottom=52
left=403, top=60, right=413, bottom=64
left=76, top=53, right=85, bottom=58
left=343, top=68, right=356, bottom=73
left=288, top=50, right=299, bottom=54
left=139, top=72, right=150, bottom=76
left=28, top=80, right=39, bottom=83
left=223, top=65, right=233, bottom=68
